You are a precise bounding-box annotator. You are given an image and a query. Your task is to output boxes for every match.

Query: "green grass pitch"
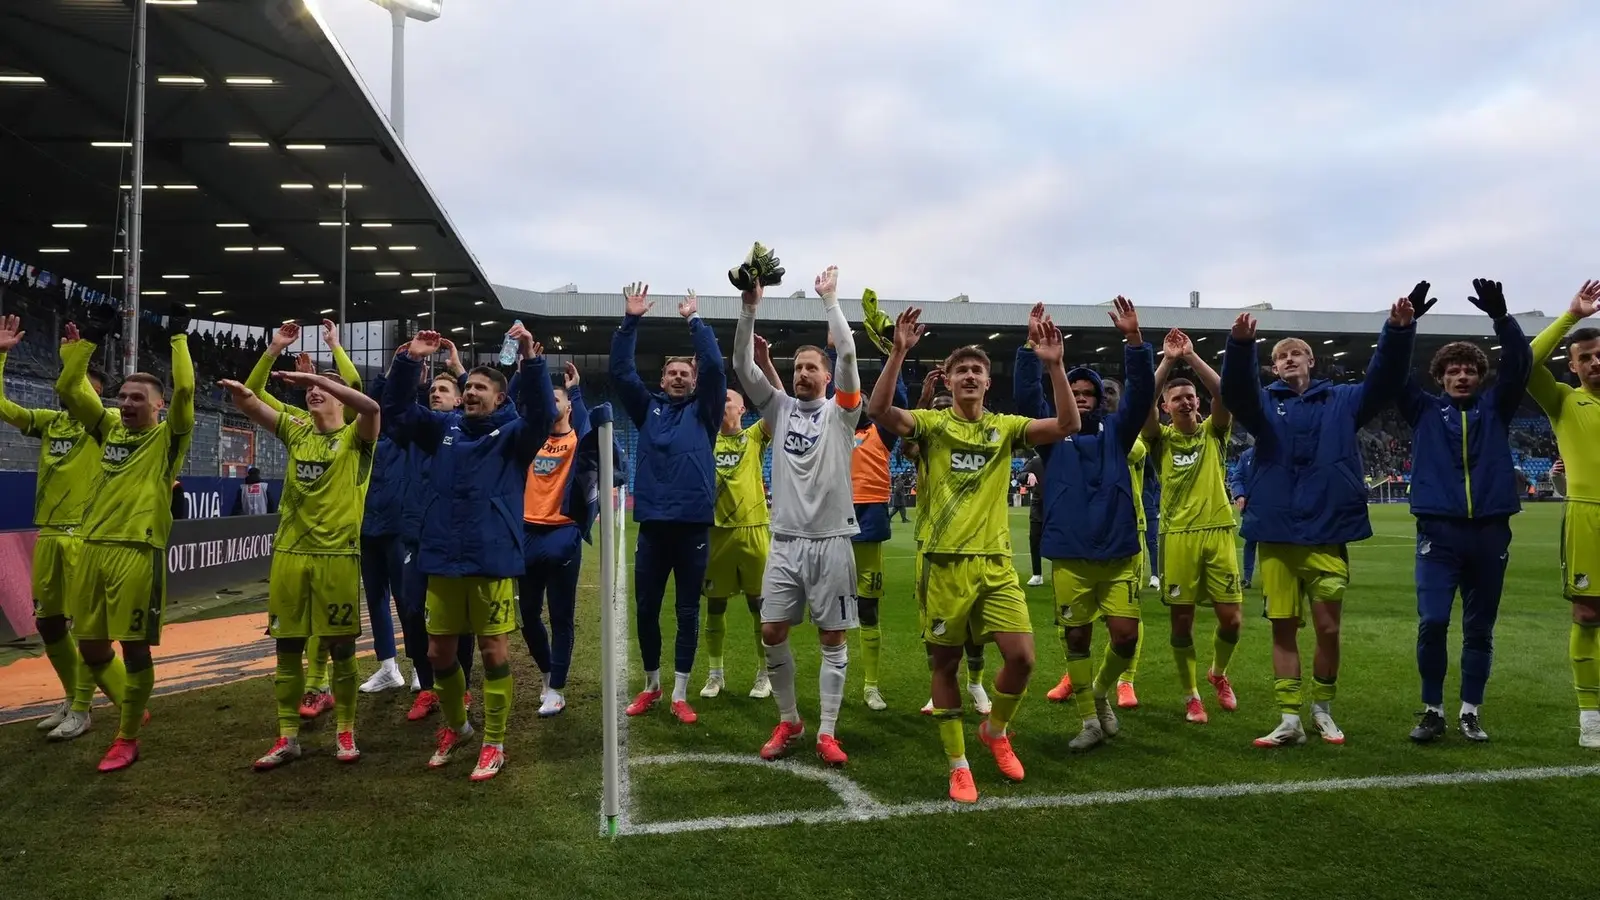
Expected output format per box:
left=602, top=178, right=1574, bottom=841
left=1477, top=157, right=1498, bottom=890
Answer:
left=3, top=504, right=1596, bottom=899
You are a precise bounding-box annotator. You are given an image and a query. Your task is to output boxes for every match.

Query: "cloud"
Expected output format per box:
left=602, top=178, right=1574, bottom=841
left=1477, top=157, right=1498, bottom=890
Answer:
left=312, top=0, right=1600, bottom=314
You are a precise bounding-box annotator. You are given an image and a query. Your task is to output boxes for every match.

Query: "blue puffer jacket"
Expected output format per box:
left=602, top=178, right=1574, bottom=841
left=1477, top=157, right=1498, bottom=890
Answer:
left=383, top=353, right=556, bottom=578
left=1400, top=315, right=1530, bottom=520
left=1221, top=321, right=1415, bottom=545
left=360, top=375, right=404, bottom=538
left=610, top=313, right=726, bottom=525
left=1016, top=341, right=1156, bottom=561
left=1230, top=446, right=1254, bottom=500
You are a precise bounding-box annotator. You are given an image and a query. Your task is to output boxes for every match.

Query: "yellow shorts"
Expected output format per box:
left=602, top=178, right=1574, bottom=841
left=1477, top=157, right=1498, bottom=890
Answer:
left=705, top=524, right=769, bottom=600
left=31, top=529, right=81, bottom=620
left=1259, top=542, right=1348, bottom=621
left=426, top=575, right=518, bottom=637
left=268, top=551, right=363, bottom=639
left=1053, top=556, right=1141, bottom=628
left=1562, top=501, right=1600, bottom=600
left=918, top=553, right=1031, bottom=646
left=69, top=541, right=165, bottom=644
left=1159, top=527, right=1244, bottom=607
left=853, top=541, right=884, bottom=599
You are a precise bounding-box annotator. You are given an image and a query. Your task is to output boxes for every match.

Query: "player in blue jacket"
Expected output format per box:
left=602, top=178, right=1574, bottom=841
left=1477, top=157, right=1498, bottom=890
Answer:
left=1222, top=286, right=1419, bottom=748
left=357, top=372, right=409, bottom=695
left=1016, top=297, right=1156, bottom=751
left=1397, top=279, right=1531, bottom=744
left=384, top=325, right=555, bottom=781
left=1230, top=446, right=1256, bottom=588
left=611, top=283, right=727, bottom=724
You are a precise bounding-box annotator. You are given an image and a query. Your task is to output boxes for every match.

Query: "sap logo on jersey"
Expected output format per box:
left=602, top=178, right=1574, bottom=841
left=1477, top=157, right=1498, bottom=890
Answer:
left=532, top=454, right=562, bottom=476
left=295, top=462, right=327, bottom=481
left=951, top=452, right=989, bottom=472
left=102, top=443, right=135, bottom=464
left=1170, top=450, right=1200, bottom=469
left=784, top=432, right=818, bottom=456
left=715, top=452, right=742, bottom=468
left=48, top=438, right=75, bottom=456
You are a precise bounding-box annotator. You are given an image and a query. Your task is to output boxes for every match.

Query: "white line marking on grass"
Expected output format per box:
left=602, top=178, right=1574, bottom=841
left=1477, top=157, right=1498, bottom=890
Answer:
left=618, top=755, right=1600, bottom=837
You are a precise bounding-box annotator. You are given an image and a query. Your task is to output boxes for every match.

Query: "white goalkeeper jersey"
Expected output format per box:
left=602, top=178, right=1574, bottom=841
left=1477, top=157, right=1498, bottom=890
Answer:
left=759, top=391, right=861, bottom=540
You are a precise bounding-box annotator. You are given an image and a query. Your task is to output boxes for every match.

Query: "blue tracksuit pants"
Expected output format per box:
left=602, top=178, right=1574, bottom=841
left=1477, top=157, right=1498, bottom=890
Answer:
left=635, top=521, right=709, bottom=675
left=520, top=522, right=583, bottom=690
left=1415, top=515, right=1512, bottom=707
left=360, top=534, right=403, bottom=661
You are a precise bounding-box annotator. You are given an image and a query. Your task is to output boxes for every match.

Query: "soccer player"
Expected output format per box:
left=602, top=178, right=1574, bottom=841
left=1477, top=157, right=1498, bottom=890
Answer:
left=735, top=265, right=863, bottom=764
left=870, top=306, right=1080, bottom=802
left=612, top=284, right=727, bottom=724
left=1397, top=279, right=1530, bottom=743
left=519, top=361, right=591, bottom=717
left=0, top=315, right=111, bottom=741
left=1526, top=279, right=1600, bottom=748
left=1143, top=328, right=1242, bottom=724
left=701, top=388, right=773, bottom=700
left=220, top=368, right=380, bottom=769
left=55, top=306, right=194, bottom=772
left=356, top=383, right=408, bottom=695
left=1223, top=288, right=1419, bottom=747
left=1231, top=446, right=1257, bottom=589
left=384, top=325, right=556, bottom=780
left=1017, top=298, right=1154, bottom=750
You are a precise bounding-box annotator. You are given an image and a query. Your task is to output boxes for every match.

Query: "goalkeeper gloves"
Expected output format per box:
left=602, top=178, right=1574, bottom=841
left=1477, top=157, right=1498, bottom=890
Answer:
left=166, top=305, right=192, bottom=336
left=76, top=301, right=123, bottom=344
left=861, top=288, right=895, bottom=356
left=1467, top=278, right=1507, bottom=319
left=1408, top=280, right=1439, bottom=318
left=728, top=241, right=785, bottom=290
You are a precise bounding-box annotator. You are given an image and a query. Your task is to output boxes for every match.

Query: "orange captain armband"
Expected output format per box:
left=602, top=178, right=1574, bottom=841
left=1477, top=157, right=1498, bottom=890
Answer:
left=834, top=389, right=862, bottom=410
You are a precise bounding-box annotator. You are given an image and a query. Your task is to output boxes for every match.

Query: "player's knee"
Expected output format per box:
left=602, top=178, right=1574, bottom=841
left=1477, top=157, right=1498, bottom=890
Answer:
left=1574, top=602, right=1600, bottom=627
left=328, top=640, right=357, bottom=661
left=761, top=622, right=789, bottom=646
left=1461, top=630, right=1494, bottom=654
left=1108, top=617, right=1139, bottom=647
left=1000, top=644, right=1033, bottom=679
left=275, top=637, right=307, bottom=655
left=819, top=630, right=847, bottom=648
left=1312, top=615, right=1341, bottom=642
left=121, top=642, right=153, bottom=672
left=858, top=598, right=880, bottom=627
left=1064, top=626, right=1091, bottom=655
left=1215, top=604, right=1242, bottom=631
left=928, top=647, right=962, bottom=679
left=79, top=640, right=114, bottom=667
left=706, top=597, right=728, bottom=616
left=34, top=614, right=69, bottom=643
left=1417, top=618, right=1450, bottom=643
left=1110, top=638, right=1139, bottom=660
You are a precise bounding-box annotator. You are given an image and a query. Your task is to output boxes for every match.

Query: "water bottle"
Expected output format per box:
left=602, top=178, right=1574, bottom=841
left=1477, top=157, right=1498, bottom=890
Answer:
left=498, top=319, right=523, bottom=365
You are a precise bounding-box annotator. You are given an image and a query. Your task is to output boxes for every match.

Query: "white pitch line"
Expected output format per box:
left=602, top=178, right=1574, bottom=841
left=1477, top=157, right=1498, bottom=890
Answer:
left=618, top=755, right=1600, bottom=837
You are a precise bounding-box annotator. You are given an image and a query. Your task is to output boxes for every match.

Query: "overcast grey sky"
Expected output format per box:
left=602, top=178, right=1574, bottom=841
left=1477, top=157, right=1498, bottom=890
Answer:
left=315, top=0, right=1599, bottom=314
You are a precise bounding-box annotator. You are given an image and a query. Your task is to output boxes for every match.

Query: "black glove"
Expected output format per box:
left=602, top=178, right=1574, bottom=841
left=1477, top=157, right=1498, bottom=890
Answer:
left=1467, top=278, right=1506, bottom=319
left=76, top=301, right=123, bottom=344
left=727, top=242, right=785, bottom=290
left=166, top=306, right=192, bottom=336
left=1408, top=280, right=1439, bottom=318
left=728, top=261, right=759, bottom=291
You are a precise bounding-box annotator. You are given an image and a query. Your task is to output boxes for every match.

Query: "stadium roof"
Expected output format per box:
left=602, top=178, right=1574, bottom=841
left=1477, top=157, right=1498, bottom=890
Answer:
left=0, top=0, right=497, bottom=333
left=493, top=284, right=1567, bottom=367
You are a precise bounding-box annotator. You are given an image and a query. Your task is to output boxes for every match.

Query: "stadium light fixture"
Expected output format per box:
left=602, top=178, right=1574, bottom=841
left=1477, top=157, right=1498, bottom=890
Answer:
left=281, top=183, right=314, bottom=190
left=0, top=74, right=46, bottom=84
left=1551, top=354, right=1566, bottom=361
left=1490, top=345, right=1501, bottom=350
left=293, top=273, right=318, bottom=278
left=412, top=271, right=436, bottom=277
left=280, top=280, right=306, bottom=285
left=362, top=222, right=392, bottom=228
left=96, top=275, right=122, bottom=280
left=39, top=248, right=70, bottom=254
left=143, top=290, right=167, bottom=296
left=1322, top=339, right=1334, bottom=345
left=198, top=290, right=223, bottom=295
left=320, top=308, right=335, bottom=314
left=1095, top=346, right=1107, bottom=352
left=351, top=245, right=378, bottom=252
left=417, top=311, right=431, bottom=317
left=428, top=287, right=446, bottom=292
left=92, top=141, right=133, bottom=148
left=375, top=271, right=400, bottom=276
left=120, top=184, right=158, bottom=190
left=988, top=332, right=1002, bottom=340
left=257, top=246, right=284, bottom=252
left=163, top=184, right=198, bottom=190
left=479, top=320, right=496, bottom=326
left=473, top=300, right=484, bottom=306
left=224, top=246, right=254, bottom=252
left=1370, top=342, right=1378, bottom=348
left=225, top=76, right=275, bottom=86
left=319, top=221, right=340, bottom=227
left=450, top=326, right=465, bottom=333
left=183, top=302, right=198, bottom=308
left=228, top=140, right=269, bottom=148
left=331, top=183, right=364, bottom=190
left=1333, top=351, right=1347, bottom=357
left=389, top=245, right=417, bottom=251
left=162, top=274, right=190, bottom=280
left=157, top=75, right=204, bottom=85
left=286, top=143, right=327, bottom=151
left=211, top=310, right=232, bottom=317
left=148, top=1, right=199, bottom=6
left=308, top=280, right=326, bottom=285
left=401, top=288, right=421, bottom=294
left=216, top=222, right=249, bottom=228
left=579, top=324, right=588, bottom=332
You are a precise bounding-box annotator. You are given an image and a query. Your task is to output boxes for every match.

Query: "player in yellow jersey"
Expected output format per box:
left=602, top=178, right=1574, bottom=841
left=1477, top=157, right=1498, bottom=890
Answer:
left=219, top=364, right=380, bottom=769
left=1526, top=280, right=1600, bottom=748
left=869, top=306, right=1080, bottom=803
left=1143, top=328, right=1243, bottom=724
left=701, top=387, right=774, bottom=700
left=0, top=315, right=116, bottom=742
left=245, top=320, right=365, bottom=718
left=54, top=305, right=194, bottom=772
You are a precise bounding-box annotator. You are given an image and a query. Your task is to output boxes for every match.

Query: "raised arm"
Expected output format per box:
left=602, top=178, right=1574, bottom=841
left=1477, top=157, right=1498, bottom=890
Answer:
left=1221, top=313, right=1267, bottom=436
left=384, top=332, right=448, bottom=451
left=1022, top=314, right=1081, bottom=444
left=1105, top=297, right=1154, bottom=453
left=1459, top=280, right=1534, bottom=421
left=273, top=370, right=380, bottom=442
left=757, top=334, right=783, bottom=394
left=817, top=267, right=862, bottom=419
left=609, top=282, right=655, bottom=426
left=168, top=329, right=195, bottom=436
left=868, top=308, right=923, bottom=439
left=563, top=362, right=591, bottom=438
left=1354, top=284, right=1423, bottom=427
left=510, top=325, right=557, bottom=464
left=734, top=285, right=780, bottom=415
left=1178, top=330, right=1229, bottom=433
left=0, top=317, right=43, bottom=431
left=687, top=291, right=729, bottom=433
left=322, top=319, right=364, bottom=424
left=1526, top=282, right=1599, bottom=413
left=55, top=324, right=116, bottom=439
left=216, top=379, right=282, bottom=433
left=1014, top=303, right=1050, bottom=419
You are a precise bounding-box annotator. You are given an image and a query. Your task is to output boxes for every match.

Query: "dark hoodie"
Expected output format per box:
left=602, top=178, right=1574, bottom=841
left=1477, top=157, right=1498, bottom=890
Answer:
left=383, top=353, right=556, bottom=578
left=1015, top=343, right=1155, bottom=561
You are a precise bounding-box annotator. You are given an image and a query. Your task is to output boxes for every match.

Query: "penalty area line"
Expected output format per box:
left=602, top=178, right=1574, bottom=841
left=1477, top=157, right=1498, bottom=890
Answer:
left=616, top=759, right=1600, bottom=837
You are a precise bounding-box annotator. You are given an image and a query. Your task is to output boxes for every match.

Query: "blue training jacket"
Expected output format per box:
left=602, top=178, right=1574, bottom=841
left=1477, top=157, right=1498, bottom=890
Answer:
left=1016, top=341, right=1156, bottom=561
left=1399, top=314, right=1531, bottom=521
left=610, top=313, right=726, bottom=525
left=383, top=353, right=556, bottom=578
left=1230, top=446, right=1254, bottom=500
left=360, top=375, right=405, bottom=539
left=1221, top=321, right=1415, bottom=545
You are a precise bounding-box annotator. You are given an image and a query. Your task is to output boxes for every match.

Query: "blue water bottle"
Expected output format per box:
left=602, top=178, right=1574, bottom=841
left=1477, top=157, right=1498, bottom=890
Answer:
left=498, top=319, right=523, bottom=365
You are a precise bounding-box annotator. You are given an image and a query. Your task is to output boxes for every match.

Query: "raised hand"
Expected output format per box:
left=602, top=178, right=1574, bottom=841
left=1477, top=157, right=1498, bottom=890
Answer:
left=922, top=365, right=944, bottom=395
left=1406, top=281, right=1438, bottom=319
left=1033, top=317, right=1065, bottom=364
left=1027, top=302, right=1046, bottom=345
left=814, top=266, right=839, bottom=303
left=1163, top=327, right=1192, bottom=359
left=271, top=370, right=321, bottom=388
left=217, top=379, right=255, bottom=403
left=321, top=318, right=340, bottom=350
left=294, top=352, right=315, bottom=374
left=564, top=361, right=580, bottom=388
left=441, top=337, right=462, bottom=369
left=408, top=330, right=442, bottom=360
left=507, top=321, right=536, bottom=359
left=679, top=289, right=699, bottom=319
left=272, top=321, right=300, bottom=351
left=1390, top=297, right=1417, bottom=328
left=753, top=333, right=773, bottom=368
left=893, top=307, right=926, bottom=353
left=1467, top=279, right=1507, bottom=319
left=1230, top=313, right=1257, bottom=342
left=1108, top=295, right=1140, bottom=337
left=0, top=314, right=24, bottom=352
left=528, top=340, right=544, bottom=359
left=1571, top=280, right=1600, bottom=319
left=624, top=282, right=653, bottom=317
left=62, top=323, right=80, bottom=345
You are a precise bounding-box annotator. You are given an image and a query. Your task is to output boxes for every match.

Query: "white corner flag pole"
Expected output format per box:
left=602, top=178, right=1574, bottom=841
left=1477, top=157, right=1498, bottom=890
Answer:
left=598, top=420, right=621, bottom=835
